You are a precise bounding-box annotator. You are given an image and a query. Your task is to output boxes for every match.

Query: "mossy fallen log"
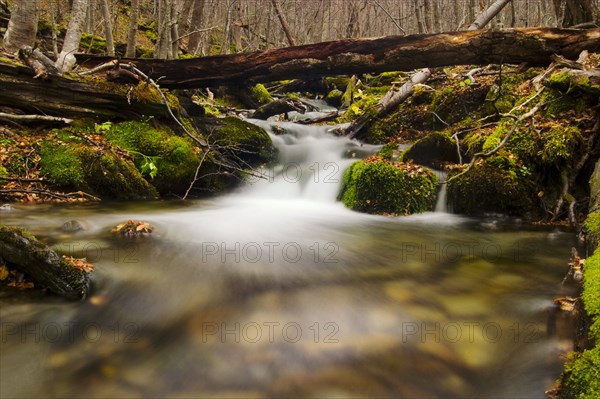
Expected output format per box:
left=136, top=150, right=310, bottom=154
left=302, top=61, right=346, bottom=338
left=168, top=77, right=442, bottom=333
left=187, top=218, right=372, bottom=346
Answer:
left=0, top=226, right=90, bottom=300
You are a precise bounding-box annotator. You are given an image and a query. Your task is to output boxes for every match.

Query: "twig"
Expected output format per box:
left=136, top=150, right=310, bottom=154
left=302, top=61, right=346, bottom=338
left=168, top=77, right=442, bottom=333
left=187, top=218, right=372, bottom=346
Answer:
left=78, top=59, right=119, bottom=76
left=444, top=103, right=543, bottom=184
left=0, top=112, right=72, bottom=124
left=0, top=177, right=45, bottom=183
left=0, top=189, right=100, bottom=201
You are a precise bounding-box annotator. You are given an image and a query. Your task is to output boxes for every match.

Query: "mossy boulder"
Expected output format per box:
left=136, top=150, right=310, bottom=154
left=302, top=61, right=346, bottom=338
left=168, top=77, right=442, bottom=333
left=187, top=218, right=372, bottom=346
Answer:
left=326, top=89, right=343, bottom=107
left=0, top=226, right=90, bottom=300
left=589, top=158, right=600, bottom=213
left=250, top=84, right=274, bottom=105
left=339, top=156, right=438, bottom=215
left=402, top=131, right=459, bottom=168
left=39, top=142, right=157, bottom=200
left=447, top=156, right=535, bottom=216
left=194, top=117, right=274, bottom=166
left=106, top=121, right=199, bottom=194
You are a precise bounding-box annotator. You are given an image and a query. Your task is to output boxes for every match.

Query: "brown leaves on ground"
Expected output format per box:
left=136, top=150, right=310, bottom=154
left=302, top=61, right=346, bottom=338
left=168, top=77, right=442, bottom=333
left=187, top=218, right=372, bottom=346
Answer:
left=0, top=264, right=35, bottom=290
left=62, top=256, right=95, bottom=273
left=112, top=220, right=154, bottom=237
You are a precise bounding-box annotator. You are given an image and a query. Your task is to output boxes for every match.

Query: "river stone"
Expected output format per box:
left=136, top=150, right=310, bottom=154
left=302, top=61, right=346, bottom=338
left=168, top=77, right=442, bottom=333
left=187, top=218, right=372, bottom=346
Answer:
left=60, top=220, right=84, bottom=233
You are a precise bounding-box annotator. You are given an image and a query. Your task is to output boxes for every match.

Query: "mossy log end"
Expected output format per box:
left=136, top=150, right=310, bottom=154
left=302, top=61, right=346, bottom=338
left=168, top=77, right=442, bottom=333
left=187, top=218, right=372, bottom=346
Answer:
left=77, top=28, right=600, bottom=89
left=0, top=226, right=90, bottom=300
left=0, top=62, right=169, bottom=120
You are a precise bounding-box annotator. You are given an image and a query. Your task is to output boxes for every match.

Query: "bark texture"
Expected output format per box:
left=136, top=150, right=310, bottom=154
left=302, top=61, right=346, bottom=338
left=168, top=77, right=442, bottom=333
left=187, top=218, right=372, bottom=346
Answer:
left=76, top=28, right=600, bottom=89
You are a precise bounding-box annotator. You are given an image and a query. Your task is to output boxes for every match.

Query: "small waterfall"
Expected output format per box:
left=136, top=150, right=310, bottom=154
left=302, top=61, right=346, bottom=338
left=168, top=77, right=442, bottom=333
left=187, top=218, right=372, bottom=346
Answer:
left=245, top=119, right=380, bottom=202
left=434, top=170, right=448, bottom=213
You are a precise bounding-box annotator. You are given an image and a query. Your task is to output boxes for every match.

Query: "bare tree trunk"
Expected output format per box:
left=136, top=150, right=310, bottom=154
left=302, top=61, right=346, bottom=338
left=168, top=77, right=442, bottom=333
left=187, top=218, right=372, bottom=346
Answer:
left=415, top=0, right=427, bottom=33
left=56, top=0, right=88, bottom=72
left=187, top=0, right=206, bottom=55
left=271, top=0, right=296, bottom=46
left=100, top=0, right=115, bottom=56
left=3, top=0, right=40, bottom=52
left=170, top=1, right=179, bottom=57
left=125, top=0, right=139, bottom=57
left=155, top=0, right=173, bottom=59
left=553, top=0, right=594, bottom=27
left=469, top=0, right=513, bottom=30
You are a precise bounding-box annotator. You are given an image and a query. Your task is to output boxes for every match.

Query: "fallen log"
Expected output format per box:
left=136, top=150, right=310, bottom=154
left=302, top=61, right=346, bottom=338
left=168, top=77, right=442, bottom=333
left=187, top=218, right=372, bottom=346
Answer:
left=0, top=61, right=170, bottom=120
left=0, top=226, right=91, bottom=300
left=341, top=68, right=432, bottom=139
left=76, top=28, right=600, bottom=89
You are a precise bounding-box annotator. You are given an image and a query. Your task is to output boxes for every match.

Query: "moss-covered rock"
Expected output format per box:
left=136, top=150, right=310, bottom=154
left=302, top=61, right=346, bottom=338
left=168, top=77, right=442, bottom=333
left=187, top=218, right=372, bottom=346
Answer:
left=447, top=156, right=535, bottom=216
left=339, top=156, right=438, bottom=215
left=250, top=84, right=274, bottom=105
left=39, top=141, right=158, bottom=200
left=106, top=120, right=199, bottom=194
left=0, top=226, right=90, bottom=300
left=194, top=117, right=274, bottom=166
left=326, top=89, right=343, bottom=107
left=402, top=131, right=459, bottom=168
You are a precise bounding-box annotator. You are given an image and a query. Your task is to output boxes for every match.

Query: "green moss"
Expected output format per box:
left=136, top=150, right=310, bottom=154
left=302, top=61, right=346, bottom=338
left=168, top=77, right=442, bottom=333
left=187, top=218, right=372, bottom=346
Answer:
left=39, top=141, right=157, bottom=199
left=326, top=89, right=343, bottom=107
left=0, top=165, right=8, bottom=185
left=366, top=72, right=404, bottom=86
left=340, top=157, right=438, bottom=215
left=378, top=143, right=396, bottom=160
left=107, top=121, right=198, bottom=194
left=561, top=347, right=600, bottom=399
left=561, top=246, right=600, bottom=398
left=250, top=84, right=273, bottom=105
left=39, top=142, right=87, bottom=187
left=199, top=117, right=274, bottom=165
left=447, top=156, right=534, bottom=216
left=79, top=33, right=107, bottom=54
left=542, top=88, right=587, bottom=117
left=539, top=126, right=582, bottom=166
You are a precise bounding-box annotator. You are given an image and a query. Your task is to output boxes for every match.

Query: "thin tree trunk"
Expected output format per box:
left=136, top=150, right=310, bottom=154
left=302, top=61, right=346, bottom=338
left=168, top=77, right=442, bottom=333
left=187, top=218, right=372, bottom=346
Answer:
left=100, top=0, right=115, bottom=56
left=469, top=0, right=513, bottom=30
left=187, top=0, right=206, bottom=55
left=3, top=0, right=40, bottom=52
left=414, top=0, right=427, bottom=33
left=125, top=0, right=139, bottom=57
left=56, top=0, right=88, bottom=72
left=271, top=0, right=296, bottom=46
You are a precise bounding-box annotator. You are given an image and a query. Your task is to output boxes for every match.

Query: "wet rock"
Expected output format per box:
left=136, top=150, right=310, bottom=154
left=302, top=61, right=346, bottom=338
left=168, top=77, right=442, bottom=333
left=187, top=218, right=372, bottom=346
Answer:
left=0, top=225, right=91, bottom=300
left=60, top=220, right=84, bottom=233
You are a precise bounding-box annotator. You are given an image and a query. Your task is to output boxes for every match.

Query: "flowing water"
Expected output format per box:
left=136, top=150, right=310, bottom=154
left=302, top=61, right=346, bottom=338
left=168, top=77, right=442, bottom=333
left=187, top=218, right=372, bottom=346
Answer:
left=0, top=119, right=576, bottom=398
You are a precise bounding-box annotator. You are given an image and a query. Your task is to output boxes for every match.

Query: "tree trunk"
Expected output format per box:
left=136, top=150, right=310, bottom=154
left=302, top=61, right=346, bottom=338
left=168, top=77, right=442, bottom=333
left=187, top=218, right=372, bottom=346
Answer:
left=3, top=0, right=40, bottom=52
left=155, top=0, right=173, bottom=59
left=187, top=0, right=206, bottom=55
left=56, top=0, right=88, bottom=72
left=76, top=28, right=600, bottom=89
left=552, top=0, right=594, bottom=27
left=125, top=0, right=140, bottom=57
left=271, top=0, right=296, bottom=46
left=469, top=0, right=513, bottom=30
left=100, top=0, right=115, bottom=56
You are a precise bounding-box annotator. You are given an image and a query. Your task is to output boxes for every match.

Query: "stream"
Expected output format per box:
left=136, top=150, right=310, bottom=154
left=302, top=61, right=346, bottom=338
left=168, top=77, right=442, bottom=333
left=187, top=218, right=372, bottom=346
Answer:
left=0, top=116, right=577, bottom=398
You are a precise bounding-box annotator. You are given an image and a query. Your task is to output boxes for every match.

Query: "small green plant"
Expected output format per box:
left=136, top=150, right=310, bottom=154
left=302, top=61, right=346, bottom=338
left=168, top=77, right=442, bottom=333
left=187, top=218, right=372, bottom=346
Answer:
left=95, top=121, right=112, bottom=134
left=128, top=150, right=160, bottom=179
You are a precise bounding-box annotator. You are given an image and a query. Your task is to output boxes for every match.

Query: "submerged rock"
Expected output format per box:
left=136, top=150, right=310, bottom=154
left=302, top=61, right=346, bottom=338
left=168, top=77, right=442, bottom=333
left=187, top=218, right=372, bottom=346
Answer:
left=0, top=226, right=91, bottom=300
